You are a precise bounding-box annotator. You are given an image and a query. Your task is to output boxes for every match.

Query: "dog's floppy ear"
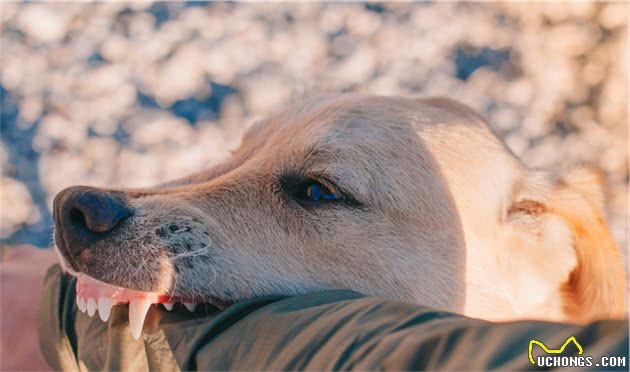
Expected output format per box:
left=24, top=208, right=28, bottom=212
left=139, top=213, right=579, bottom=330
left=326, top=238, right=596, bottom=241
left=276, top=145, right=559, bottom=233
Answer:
left=503, top=168, right=626, bottom=322
left=549, top=167, right=627, bottom=322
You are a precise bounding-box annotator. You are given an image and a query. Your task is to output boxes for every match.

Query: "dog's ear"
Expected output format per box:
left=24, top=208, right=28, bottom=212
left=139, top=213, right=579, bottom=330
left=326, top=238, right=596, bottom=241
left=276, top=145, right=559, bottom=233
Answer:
left=503, top=168, right=626, bottom=322
left=550, top=168, right=627, bottom=322
left=501, top=195, right=578, bottom=321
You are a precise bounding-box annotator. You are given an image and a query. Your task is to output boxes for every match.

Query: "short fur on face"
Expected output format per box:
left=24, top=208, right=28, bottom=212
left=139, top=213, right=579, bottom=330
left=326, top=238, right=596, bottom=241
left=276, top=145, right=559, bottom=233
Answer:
left=55, top=94, right=627, bottom=322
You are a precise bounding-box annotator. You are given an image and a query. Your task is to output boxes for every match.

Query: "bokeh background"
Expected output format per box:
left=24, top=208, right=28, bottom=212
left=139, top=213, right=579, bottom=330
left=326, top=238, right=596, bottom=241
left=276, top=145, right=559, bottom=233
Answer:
left=1, top=2, right=628, bottom=250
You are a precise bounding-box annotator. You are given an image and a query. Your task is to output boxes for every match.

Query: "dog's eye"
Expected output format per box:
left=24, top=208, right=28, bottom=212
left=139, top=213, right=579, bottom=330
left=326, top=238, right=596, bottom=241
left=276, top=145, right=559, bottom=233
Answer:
left=305, top=183, right=339, bottom=202
left=281, top=176, right=342, bottom=204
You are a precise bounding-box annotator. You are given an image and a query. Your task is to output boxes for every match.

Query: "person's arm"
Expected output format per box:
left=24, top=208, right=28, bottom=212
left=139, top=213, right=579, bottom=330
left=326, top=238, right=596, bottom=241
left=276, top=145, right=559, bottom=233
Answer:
left=1, top=246, right=56, bottom=371
left=39, top=265, right=628, bottom=371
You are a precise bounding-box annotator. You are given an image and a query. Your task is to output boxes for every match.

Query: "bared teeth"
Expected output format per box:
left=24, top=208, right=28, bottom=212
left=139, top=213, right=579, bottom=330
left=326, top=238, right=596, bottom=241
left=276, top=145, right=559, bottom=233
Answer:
left=128, top=299, right=152, bottom=340
left=75, top=275, right=208, bottom=338
left=86, top=298, right=97, bottom=317
left=98, top=297, right=114, bottom=322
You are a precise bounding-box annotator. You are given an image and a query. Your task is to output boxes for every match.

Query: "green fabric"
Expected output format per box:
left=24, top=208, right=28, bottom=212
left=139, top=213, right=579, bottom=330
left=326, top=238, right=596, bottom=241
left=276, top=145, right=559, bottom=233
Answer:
left=39, top=265, right=628, bottom=371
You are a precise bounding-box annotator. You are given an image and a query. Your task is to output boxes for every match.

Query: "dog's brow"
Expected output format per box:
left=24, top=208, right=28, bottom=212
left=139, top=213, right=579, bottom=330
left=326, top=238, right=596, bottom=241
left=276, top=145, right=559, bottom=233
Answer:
left=274, top=143, right=364, bottom=198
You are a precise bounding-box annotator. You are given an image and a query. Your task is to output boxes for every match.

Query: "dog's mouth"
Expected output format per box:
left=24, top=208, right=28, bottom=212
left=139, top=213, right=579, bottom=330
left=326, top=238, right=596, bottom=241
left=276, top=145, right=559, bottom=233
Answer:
left=75, top=273, right=230, bottom=339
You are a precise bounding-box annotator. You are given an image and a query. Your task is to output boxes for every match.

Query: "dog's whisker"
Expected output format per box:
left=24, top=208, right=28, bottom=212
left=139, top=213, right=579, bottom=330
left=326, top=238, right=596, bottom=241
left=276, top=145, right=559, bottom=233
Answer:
left=130, top=256, right=150, bottom=282
left=208, top=264, right=217, bottom=287
left=170, top=249, right=208, bottom=260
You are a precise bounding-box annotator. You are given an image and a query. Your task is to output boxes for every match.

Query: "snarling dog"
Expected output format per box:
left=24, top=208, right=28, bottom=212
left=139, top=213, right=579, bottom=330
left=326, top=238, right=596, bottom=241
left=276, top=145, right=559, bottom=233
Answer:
left=53, top=94, right=626, bottom=338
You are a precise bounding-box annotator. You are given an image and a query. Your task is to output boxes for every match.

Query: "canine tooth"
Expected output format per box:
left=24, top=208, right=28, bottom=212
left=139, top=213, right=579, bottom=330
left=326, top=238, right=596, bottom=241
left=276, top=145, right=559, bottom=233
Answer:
left=162, top=302, right=174, bottom=311
left=87, top=298, right=97, bottom=317
left=183, top=302, right=196, bottom=312
left=128, top=299, right=152, bottom=340
left=98, top=297, right=114, bottom=322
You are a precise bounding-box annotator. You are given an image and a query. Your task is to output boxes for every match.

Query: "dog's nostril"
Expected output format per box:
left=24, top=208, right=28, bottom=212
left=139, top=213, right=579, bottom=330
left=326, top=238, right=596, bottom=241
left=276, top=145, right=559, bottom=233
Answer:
left=69, top=208, right=87, bottom=229
left=70, top=191, right=133, bottom=234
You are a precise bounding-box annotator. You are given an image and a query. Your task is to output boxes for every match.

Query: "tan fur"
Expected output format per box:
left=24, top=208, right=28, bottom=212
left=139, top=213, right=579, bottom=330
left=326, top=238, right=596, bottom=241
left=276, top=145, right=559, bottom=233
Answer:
left=553, top=169, right=627, bottom=321
left=54, top=94, right=627, bottom=322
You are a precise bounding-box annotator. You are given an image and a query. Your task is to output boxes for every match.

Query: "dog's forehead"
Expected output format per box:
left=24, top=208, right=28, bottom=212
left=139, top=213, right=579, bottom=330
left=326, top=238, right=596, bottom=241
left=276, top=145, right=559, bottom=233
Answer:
left=244, top=95, right=415, bottom=157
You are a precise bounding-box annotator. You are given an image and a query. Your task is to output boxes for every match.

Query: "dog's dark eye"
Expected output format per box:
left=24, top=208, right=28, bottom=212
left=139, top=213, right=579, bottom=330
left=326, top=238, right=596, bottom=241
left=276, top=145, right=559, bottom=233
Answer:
left=281, top=176, right=342, bottom=204
left=305, top=183, right=339, bottom=202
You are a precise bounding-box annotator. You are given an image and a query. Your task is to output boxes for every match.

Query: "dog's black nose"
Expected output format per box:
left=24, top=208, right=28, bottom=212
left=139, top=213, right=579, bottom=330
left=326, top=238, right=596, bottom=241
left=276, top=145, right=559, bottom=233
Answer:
left=54, top=186, right=133, bottom=260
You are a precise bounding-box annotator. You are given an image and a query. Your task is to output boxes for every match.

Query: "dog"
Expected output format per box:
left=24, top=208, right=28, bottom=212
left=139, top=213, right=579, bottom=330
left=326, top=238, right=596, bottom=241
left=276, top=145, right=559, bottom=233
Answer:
left=53, top=94, right=626, bottom=338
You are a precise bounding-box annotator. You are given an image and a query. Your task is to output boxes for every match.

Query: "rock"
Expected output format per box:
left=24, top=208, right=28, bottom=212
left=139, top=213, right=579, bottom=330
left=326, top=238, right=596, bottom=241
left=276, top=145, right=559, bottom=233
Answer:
left=0, top=178, right=35, bottom=238
left=599, top=3, right=628, bottom=29
left=16, top=4, right=69, bottom=44
left=240, top=75, right=292, bottom=116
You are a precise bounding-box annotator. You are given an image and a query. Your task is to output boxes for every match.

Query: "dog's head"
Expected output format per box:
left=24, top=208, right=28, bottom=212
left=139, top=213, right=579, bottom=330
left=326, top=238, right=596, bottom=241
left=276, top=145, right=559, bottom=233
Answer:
left=53, top=94, right=626, bottom=323
left=54, top=94, right=467, bottom=312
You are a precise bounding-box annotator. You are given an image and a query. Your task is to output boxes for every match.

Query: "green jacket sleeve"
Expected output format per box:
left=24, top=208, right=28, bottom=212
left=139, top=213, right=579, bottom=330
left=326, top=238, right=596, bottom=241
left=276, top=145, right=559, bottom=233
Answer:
left=39, top=265, right=628, bottom=371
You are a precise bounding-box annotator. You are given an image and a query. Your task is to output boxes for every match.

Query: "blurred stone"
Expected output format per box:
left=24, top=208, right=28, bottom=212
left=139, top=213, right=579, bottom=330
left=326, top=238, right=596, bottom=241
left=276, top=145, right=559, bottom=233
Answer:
left=346, top=7, right=381, bottom=36
left=126, top=111, right=194, bottom=148
left=89, top=120, right=119, bottom=137
left=318, top=5, right=347, bottom=34
left=0, top=2, right=18, bottom=24
left=241, top=75, right=292, bottom=116
left=0, top=178, right=35, bottom=238
left=74, top=64, right=129, bottom=98
left=330, top=46, right=377, bottom=87
left=600, top=144, right=628, bottom=175
left=504, top=133, right=529, bottom=157
left=143, top=45, right=207, bottom=106
left=524, top=135, right=563, bottom=169
left=100, top=35, right=132, bottom=62
left=17, top=95, right=44, bottom=124
left=33, top=114, right=87, bottom=152
left=599, top=3, right=628, bottom=29
left=538, top=2, right=596, bottom=23
left=581, top=60, right=606, bottom=86
left=546, top=23, right=600, bottom=57
left=490, top=106, right=520, bottom=132
left=16, top=4, right=69, bottom=43
left=38, top=150, right=90, bottom=198
left=505, top=79, right=533, bottom=106
left=598, top=76, right=628, bottom=130
left=569, top=106, right=595, bottom=126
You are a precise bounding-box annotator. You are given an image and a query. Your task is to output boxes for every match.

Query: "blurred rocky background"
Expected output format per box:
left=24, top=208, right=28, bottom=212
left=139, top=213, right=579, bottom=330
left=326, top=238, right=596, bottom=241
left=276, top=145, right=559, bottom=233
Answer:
left=0, top=2, right=627, bottom=249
